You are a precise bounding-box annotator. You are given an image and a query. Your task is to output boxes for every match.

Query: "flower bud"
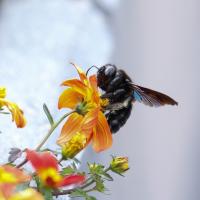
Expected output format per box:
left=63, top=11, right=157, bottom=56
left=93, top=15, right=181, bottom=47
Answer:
left=61, top=133, right=87, bottom=159
left=110, top=157, right=129, bottom=174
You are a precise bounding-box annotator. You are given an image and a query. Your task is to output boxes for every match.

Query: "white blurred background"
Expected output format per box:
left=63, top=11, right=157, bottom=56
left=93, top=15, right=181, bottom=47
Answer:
left=0, top=0, right=199, bottom=200
left=104, top=0, right=200, bottom=200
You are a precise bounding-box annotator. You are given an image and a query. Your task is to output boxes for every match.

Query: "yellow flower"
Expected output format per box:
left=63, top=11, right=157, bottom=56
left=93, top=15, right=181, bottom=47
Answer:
left=57, top=63, right=112, bottom=152
left=61, top=132, right=88, bottom=159
left=0, top=165, right=31, bottom=199
left=0, top=165, right=31, bottom=184
left=110, top=157, right=129, bottom=174
left=0, top=87, right=26, bottom=128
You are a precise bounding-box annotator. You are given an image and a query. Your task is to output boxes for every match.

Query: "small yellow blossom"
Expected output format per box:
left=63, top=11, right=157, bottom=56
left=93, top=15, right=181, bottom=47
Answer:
left=110, top=157, right=129, bottom=174
left=0, top=87, right=26, bottom=128
left=61, top=132, right=88, bottom=159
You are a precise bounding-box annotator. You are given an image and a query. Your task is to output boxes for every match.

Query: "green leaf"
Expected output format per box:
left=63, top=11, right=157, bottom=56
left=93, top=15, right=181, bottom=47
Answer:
left=61, top=166, right=75, bottom=176
left=71, top=189, right=97, bottom=200
left=42, top=188, right=53, bottom=200
left=15, top=183, right=29, bottom=192
left=35, top=176, right=43, bottom=191
left=88, top=163, right=105, bottom=175
left=103, top=173, right=113, bottom=181
left=70, top=188, right=87, bottom=198
left=72, top=162, right=78, bottom=171
left=95, top=177, right=105, bottom=192
left=0, top=111, right=10, bottom=114
left=86, top=196, right=97, bottom=200
left=73, top=157, right=81, bottom=165
left=43, top=104, right=54, bottom=126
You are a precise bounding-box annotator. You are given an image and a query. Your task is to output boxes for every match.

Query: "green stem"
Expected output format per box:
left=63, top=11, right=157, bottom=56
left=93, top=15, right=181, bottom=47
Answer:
left=16, top=111, right=75, bottom=168
left=36, top=111, right=74, bottom=151
left=84, top=187, right=96, bottom=193
left=81, top=180, right=94, bottom=190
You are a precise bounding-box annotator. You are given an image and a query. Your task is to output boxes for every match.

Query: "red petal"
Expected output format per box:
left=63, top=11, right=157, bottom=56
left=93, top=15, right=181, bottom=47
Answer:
left=92, top=111, right=113, bottom=152
left=58, top=175, right=85, bottom=187
left=26, top=150, right=58, bottom=171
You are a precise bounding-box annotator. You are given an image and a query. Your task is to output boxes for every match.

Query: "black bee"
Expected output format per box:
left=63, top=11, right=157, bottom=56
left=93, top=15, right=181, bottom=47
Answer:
left=87, top=64, right=178, bottom=134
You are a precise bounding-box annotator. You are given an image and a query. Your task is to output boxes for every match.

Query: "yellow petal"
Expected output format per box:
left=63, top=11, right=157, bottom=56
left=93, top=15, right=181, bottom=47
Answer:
left=57, top=113, right=83, bottom=145
left=70, top=63, right=87, bottom=83
left=0, top=99, right=26, bottom=128
left=0, top=165, right=31, bottom=184
left=58, top=88, right=83, bottom=109
left=0, top=87, right=6, bottom=99
left=9, top=189, right=44, bottom=200
left=92, top=111, right=113, bottom=152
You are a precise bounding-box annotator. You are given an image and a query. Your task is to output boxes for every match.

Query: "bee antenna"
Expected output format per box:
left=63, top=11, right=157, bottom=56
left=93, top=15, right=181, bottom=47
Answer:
left=86, top=65, right=99, bottom=76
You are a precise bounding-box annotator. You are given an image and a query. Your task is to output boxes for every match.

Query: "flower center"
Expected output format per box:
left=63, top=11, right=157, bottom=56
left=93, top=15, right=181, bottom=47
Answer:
left=75, top=101, right=93, bottom=115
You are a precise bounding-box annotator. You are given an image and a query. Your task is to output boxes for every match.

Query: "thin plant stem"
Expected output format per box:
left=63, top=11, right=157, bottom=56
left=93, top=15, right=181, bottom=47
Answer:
left=36, top=111, right=74, bottom=151
left=16, top=111, right=75, bottom=168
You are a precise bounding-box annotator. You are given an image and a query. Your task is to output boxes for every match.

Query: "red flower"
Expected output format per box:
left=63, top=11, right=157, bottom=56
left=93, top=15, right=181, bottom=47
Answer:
left=26, top=150, right=85, bottom=188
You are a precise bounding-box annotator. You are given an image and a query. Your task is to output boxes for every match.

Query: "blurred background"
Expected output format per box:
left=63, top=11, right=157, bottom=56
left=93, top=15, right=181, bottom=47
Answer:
left=0, top=0, right=199, bottom=200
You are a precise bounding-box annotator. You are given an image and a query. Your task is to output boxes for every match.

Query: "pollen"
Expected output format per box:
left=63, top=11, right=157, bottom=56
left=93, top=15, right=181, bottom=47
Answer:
left=100, top=98, right=109, bottom=108
left=61, top=132, right=87, bottom=159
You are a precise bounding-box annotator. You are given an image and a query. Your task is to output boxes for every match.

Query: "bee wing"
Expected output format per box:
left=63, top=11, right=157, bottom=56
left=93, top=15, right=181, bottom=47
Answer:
left=132, top=84, right=178, bottom=107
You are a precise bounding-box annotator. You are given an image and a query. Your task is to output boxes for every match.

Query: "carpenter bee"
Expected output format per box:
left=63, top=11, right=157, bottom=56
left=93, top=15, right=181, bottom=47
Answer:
left=87, top=64, right=178, bottom=133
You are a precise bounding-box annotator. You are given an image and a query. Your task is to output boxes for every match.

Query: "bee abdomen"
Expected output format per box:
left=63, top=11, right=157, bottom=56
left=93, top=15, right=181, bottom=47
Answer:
left=106, top=102, right=132, bottom=133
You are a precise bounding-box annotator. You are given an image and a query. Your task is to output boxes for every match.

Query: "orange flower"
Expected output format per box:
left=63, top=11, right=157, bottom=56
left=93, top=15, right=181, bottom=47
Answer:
left=0, top=87, right=26, bottom=128
left=0, top=165, right=31, bottom=199
left=26, top=150, right=85, bottom=189
left=56, top=63, right=112, bottom=152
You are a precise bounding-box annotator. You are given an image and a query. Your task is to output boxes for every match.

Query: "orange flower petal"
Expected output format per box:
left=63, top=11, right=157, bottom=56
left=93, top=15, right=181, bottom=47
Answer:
left=26, top=150, right=58, bottom=171
left=70, top=63, right=87, bottom=83
left=89, top=75, right=100, bottom=104
left=81, top=107, right=99, bottom=135
left=57, top=113, right=84, bottom=145
left=61, top=79, right=87, bottom=96
left=0, top=100, right=26, bottom=128
left=58, top=88, right=83, bottom=109
left=89, top=75, right=98, bottom=92
left=92, top=111, right=113, bottom=152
